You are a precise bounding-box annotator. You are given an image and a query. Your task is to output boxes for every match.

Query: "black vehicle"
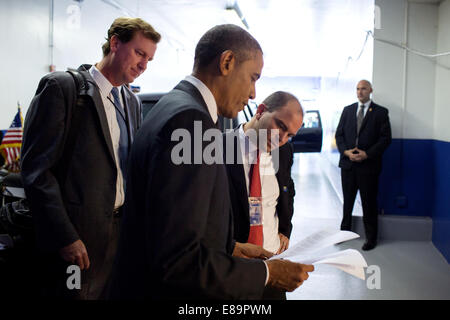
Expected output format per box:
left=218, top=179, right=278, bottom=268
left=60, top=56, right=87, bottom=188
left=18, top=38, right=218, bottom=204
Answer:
left=137, top=93, right=322, bottom=152
left=138, top=92, right=166, bottom=119
left=290, top=110, right=323, bottom=153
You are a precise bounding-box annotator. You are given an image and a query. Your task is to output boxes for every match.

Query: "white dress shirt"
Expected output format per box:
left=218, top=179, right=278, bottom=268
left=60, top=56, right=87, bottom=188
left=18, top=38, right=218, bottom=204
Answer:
left=239, top=125, right=281, bottom=254
left=89, top=65, right=125, bottom=209
left=183, top=75, right=218, bottom=123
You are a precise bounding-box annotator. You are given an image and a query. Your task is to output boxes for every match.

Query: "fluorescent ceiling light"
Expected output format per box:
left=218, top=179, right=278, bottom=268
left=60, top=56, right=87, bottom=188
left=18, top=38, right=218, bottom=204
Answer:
left=225, top=0, right=249, bottom=29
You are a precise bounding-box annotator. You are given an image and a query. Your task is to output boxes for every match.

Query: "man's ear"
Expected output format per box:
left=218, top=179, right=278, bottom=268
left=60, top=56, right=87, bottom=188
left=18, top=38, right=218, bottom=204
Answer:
left=219, top=50, right=235, bottom=75
left=256, top=104, right=266, bottom=120
left=109, top=35, right=120, bottom=53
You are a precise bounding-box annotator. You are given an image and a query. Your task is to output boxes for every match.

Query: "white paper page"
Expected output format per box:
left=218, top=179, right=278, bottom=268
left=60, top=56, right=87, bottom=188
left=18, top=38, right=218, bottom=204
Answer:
left=272, top=229, right=360, bottom=260
left=288, top=249, right=368, bottom=280
left=313, top=249, right=368, bottom=267
left=292, top=249, right=366, bottom=266
left=4, top=186, right=26, bottom=198
left=326, top=263, right=366, bottom=280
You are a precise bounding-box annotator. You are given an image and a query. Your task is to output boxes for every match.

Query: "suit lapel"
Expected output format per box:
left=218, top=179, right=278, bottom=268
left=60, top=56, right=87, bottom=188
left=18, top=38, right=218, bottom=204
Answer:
left=121, top=88, right=134, bottom=145
left=174, top=80, right=211, bottom=120
left=349, top=103, right=358, bottom=138
left=359, top=101, right=375, bottom=134
left=233, top=127, right=250, bottom=221
left=225, top=129, right=251, bottom=221
left=78, top=68, right=116, bottom=165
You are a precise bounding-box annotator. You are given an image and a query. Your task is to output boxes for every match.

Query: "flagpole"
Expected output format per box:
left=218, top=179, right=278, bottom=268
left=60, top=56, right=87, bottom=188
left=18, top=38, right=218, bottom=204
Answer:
left=17, top=101, right=23, bottom=126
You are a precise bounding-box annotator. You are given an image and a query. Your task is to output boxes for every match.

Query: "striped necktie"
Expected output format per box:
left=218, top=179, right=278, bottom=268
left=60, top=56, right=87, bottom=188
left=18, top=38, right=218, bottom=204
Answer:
left=247, top=152, right=263, bottom=246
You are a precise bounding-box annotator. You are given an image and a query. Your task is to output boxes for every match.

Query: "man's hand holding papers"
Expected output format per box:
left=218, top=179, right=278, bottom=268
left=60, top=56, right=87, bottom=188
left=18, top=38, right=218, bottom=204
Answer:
left=266, top=259, right=314, bottom=292
left=270, top=229, right=369, bottom=280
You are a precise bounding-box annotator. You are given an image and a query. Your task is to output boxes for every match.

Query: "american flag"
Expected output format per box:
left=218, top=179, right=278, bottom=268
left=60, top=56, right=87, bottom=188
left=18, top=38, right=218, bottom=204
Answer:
left=0, top=106, right=23, bottom=172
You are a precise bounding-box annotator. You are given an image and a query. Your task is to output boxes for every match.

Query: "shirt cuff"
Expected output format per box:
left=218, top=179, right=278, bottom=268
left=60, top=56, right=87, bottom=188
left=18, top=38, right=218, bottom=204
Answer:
left=263, top=260, right=269, bottom=285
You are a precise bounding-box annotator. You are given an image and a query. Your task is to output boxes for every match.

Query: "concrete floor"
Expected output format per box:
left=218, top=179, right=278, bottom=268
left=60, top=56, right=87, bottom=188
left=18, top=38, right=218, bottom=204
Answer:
left=286, top=153, right=450, bottom=300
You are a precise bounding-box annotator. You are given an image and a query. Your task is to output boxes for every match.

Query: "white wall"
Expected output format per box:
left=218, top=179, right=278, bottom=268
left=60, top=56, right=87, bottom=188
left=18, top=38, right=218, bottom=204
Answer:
left=0, top=0, right=49, bottom=128
left=0, top=0, right=133, bottom=128
left=434, top=0, right=450, bottom=143
left=404, top=2, right=438, bottom=140
left=373, top=0, right=438, bottom=140
left=0, top=0, right=174, bottom=129
left=2, top=0, right=447, bottom=144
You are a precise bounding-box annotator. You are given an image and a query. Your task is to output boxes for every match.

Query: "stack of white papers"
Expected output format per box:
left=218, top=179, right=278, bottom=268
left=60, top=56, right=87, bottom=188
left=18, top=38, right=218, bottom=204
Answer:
left=270, top=229, right=368, bottom=280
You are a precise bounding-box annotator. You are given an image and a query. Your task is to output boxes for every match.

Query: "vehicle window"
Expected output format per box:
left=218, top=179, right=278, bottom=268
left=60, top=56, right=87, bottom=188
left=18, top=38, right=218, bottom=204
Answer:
left=303, top=111, right=320, bottom=128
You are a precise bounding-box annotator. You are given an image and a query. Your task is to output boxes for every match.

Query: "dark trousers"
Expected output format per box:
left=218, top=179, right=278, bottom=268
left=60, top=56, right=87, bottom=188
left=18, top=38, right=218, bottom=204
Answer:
left=35, top=212, right=121, bottom=300
left=262, top=286, right=286, bottom=300
left=340, top=168, right=379, bottom=244
left=0, top=245, right=39, bottom=300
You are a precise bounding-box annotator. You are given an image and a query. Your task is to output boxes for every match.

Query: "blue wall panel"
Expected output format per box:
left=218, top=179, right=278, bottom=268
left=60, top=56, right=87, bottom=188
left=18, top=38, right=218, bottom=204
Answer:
left=378, top=138, right=450, bottom=263
left=379, top=139, right=434, bottom=217
left=432, top=140, right=450, bottom=263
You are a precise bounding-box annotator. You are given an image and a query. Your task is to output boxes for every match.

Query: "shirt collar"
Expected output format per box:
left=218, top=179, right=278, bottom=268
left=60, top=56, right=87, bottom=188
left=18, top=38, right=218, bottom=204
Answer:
left=89, top=65, right=121, bottom=98
left=239, top=123, right=261, bottom=158
left=359, top=99, right=372, bottom=109
left=184, top=75, right=218, bottom=123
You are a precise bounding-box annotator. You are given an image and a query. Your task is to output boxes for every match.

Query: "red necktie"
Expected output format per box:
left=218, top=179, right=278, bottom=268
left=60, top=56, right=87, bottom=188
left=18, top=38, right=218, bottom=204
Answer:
left=247, top=152, right=263, bottom=246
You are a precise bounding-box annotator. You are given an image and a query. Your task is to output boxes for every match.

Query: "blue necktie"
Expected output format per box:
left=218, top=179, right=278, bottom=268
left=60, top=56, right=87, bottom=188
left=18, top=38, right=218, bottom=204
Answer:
left=111, top=87, right=129, bottom=185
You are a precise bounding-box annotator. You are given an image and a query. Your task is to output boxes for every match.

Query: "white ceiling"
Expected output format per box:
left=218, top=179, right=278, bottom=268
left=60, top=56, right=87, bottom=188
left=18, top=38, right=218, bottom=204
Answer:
left=111, top=0, right=375, bottom=78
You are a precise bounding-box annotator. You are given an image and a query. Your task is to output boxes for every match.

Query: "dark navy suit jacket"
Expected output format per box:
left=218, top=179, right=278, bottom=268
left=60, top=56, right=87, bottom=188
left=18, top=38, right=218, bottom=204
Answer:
left=109, top=80, right=266, bottom=300
left=335, top=101, right=392, bottom=174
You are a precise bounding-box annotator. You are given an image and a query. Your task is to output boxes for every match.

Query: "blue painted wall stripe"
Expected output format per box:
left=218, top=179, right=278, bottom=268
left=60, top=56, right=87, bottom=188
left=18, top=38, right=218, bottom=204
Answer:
left=379, top=138, right=450, bottom=263
left=432, top=140, right=450, bottom=263
left=379, top=139, right=434, bottom=217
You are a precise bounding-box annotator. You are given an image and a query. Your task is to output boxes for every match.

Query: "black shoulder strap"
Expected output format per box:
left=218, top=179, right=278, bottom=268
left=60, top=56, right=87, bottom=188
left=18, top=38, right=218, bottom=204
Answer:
left=67, top=68, right=88, bottom=95
left=58, top=69, right=88, bottom=185
left=65, top=68, right=86, bottom=144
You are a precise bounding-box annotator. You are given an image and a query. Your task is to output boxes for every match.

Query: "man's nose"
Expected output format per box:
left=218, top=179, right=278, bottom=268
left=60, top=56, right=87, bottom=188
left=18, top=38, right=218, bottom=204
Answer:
left=249, top=84, right=256, bottom=100
left=280, top=132, right=289, bottom=145
left=138, top=59, right=148, bottom=72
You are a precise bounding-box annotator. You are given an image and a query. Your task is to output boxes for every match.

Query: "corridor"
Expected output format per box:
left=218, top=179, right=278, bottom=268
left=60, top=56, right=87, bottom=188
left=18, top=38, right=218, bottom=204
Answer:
left=286, top=152, right=450, bottom=300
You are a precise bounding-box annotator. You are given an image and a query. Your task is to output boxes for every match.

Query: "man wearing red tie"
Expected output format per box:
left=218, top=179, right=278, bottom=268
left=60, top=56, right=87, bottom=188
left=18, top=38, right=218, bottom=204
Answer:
left=224, top=91, right=304, bottom=299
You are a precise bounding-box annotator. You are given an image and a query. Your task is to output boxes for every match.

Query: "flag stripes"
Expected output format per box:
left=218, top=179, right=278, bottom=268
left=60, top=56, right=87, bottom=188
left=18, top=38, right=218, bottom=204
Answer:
left=0, top=108, right=23, bottom=172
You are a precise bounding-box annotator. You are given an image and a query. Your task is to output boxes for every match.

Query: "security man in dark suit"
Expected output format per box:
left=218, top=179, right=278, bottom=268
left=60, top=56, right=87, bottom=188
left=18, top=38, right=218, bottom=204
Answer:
left=335, top=80, right=392, bottom=251
left=21, top=17, right=161, bottom=299
left=109, top=24, right=313, bottom=300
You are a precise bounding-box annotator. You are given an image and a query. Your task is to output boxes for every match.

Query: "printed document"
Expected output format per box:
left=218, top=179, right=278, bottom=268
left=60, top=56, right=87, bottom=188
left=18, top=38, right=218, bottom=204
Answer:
left=271, top=229, right=368, bottom=280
